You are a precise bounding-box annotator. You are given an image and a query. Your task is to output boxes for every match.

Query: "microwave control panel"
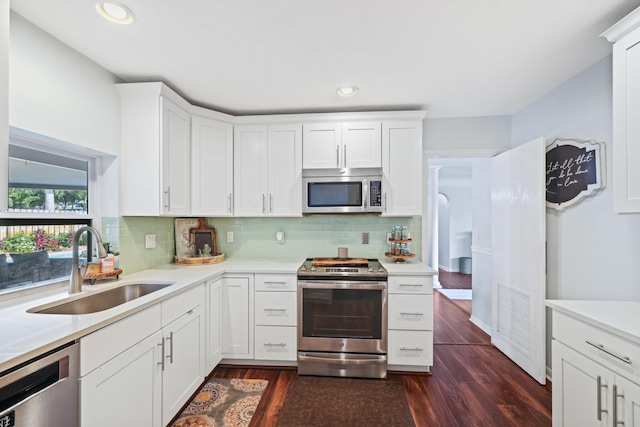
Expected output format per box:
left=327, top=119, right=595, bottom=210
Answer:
left=370, top=181, right=382, bottom=207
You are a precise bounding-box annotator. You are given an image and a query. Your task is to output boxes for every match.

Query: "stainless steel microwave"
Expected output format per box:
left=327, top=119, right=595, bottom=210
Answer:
left=302, top=168, right=383, bottom=214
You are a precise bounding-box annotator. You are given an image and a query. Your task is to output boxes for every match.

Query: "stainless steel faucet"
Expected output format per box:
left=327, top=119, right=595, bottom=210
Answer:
left=69, top=226, right=108, bottom=294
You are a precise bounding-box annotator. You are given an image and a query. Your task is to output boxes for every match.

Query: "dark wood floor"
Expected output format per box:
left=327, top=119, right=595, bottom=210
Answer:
left=208, top=291, right=552, bottom=427
left=438, top=268, right=472, bottom=289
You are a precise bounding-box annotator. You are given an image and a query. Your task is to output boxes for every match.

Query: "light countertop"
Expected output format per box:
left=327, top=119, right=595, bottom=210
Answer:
left=1, top=257, right=434, bottom=373
left=546, top=299, right=640, bottom=345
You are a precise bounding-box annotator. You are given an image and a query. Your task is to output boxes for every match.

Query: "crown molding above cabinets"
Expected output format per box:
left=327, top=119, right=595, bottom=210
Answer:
left=116, top=82, right=426, bottom=217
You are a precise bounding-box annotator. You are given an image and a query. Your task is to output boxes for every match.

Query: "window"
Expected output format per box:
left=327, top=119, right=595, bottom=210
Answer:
left=8, top=145, right=89, bottom=214
left=1, top=131, right=99, bottom=294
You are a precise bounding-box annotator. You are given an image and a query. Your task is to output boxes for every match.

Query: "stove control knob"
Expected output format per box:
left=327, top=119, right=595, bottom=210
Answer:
left=377, top=266, right=385, bottom=272
left=367, top=266, right=374, bottom=273
left=310, top=265, right=317, bottom=272
left=300, top=265, right=307, bottom=272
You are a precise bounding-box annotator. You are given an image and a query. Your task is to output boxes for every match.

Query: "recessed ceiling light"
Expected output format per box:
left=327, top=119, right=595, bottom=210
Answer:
left=337, top=86, right=358, bottom=97
left=95, top=1, right=135, bottom=25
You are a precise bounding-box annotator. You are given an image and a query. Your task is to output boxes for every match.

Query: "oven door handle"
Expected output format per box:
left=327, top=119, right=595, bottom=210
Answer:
left=298, top=353, right=386, bottom=365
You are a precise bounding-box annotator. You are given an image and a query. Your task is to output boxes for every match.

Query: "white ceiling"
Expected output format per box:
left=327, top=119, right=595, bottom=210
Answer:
left=10, top=0, right=640, bottom=118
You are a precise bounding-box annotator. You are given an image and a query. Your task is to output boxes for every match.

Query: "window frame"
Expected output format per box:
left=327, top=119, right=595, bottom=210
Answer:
left=0, top=128, right=103, bottom=296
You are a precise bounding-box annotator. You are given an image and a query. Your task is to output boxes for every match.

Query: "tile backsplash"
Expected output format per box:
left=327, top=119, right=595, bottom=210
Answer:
left=104, top=215, right=422, bottom=274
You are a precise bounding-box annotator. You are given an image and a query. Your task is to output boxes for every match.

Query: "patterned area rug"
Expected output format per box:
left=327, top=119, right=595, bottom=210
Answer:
left=276, top=376, right=416, bottom=427
left=171, top=378, right=268, bottom=427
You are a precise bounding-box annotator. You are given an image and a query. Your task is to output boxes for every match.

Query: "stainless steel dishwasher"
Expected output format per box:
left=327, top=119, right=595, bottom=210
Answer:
left=0, top=341, right=79, bottom=427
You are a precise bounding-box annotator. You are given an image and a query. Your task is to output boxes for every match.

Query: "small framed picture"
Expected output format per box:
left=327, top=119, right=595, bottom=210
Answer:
left=189, top=218, right=217, bottom=257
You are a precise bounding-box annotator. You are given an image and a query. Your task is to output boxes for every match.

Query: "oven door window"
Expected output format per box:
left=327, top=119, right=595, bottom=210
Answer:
left=302, top=288, right=382, bottom=339
left=307, top=182, right=362, bottom=207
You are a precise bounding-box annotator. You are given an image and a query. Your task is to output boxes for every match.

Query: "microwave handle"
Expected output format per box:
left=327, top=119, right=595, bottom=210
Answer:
left=363, top=181, right=368, bottom=208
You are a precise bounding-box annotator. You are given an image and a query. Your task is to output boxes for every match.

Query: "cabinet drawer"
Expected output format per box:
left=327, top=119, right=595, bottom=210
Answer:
left=388, top=294, right=433, bottom=330
left=388, top=275, right=432, bottom=294
left=388, top=330, right=433, bottom=366
left=255, top=274, right=297, bottom=291
left=553, top=311, right=640, bottom=377
left=81, top=304, right=162, bottom=376
left=162, top=284, right=205, bottom=327
left=255, top=291, right=297, bottom=326
left=254, top=326, right=297, bottom=361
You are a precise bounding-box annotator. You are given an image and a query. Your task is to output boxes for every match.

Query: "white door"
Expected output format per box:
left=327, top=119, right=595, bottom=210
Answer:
left=268, top=124, right=302, bottom=216
left=342, top=122, right=381, bottom=168
left=234, top=125, right=268, bottom=216
left=491, top=137, right=546, bottom=384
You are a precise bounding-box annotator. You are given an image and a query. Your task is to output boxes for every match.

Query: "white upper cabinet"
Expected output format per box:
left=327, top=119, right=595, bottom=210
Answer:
left=602, top=8, right=640, bottom=212
left=118, top=83, right=191, bottom=216
left=303, top=122, right=381, bottom=169
left=191, top=114, right=234, bottom=216
left=381, top=121, right=423, bottom=216
left=234, top=124, right=302, bottom=216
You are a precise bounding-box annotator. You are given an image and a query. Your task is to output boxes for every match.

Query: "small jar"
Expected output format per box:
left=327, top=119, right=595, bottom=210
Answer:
left=393, top=226, right=402, bottom=240
left=402, top=226, right=409, bottom=240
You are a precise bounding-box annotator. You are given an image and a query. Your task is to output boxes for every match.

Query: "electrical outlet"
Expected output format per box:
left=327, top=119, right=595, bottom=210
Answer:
left=227, top=231, right=234, bottom=243
left=276, top=231, right=285, bottom=243
left=362, top=232, right=369, bottom=244
left=145, top=234, right=156, bottom=249
left=386, top=232, right=392, bottom=243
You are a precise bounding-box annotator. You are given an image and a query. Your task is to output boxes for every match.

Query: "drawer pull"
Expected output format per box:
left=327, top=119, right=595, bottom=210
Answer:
left=597, top=375, right=608, bottom=420
left=264, top=342, right=286, bottom=347
left=613, top=384, right=624, bottom=426
left=400, top=347, right=423, bottom=352
left=264, top=281, right=288, bottom=287
left=586, top=340, right=632, bottom=365
left=264, top=308, right=286, bottom=312
left=399, top=283, right=424, bottom=287
left=158, top=339, right=166, bottom=371
left=400, top=312, right=424, bottom=317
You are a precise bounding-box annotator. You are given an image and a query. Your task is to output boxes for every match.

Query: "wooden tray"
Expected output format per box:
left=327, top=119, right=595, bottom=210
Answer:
left=175, top=253, right=225, bottom=265
left=85, top=268, right=123, bottom=285
left=311, top=257, right=368, bottom=266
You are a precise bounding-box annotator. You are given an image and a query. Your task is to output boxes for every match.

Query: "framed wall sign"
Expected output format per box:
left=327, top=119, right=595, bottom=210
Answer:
left=545, top=138, right=605, bottom=210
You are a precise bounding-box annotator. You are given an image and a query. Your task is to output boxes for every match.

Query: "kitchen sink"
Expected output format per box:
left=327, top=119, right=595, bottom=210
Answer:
left=29, top=283, right=175, bottom=315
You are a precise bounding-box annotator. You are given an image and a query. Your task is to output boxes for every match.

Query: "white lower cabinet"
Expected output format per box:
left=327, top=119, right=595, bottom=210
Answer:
left=79, top=284, right=205, bottom=427
left=551, top=309, right=640, bottom=427
left=254, top=274, right=297, bottom=362
left=387, top=275, right=433, bottom=370
left=160, top=303, right=205, bottom=426
left=207, top=277, right=223, bottom=371
left=221, top=275, right=254, bottom=359
left=80, top=330, right=163, bottom=427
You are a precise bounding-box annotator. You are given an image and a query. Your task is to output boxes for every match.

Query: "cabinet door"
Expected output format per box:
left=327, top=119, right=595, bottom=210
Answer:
left=207, top=278, right=222, bottom=371
left=192, top=116, right=233, bottom=216
left=381, top=121, right=422, bottom=216
left=303, top=123, right=342, bottom=169
left=552, top=341, right=611, bottom=427
left=342, top=122, right=381, bottom=168
left=234, top=125, right=268, bottom=216
left=222, top=276, right=254, bottom=358
left=268, top=124, right=302, bottom=216
left=162, top=304, right=205, bottom=426
left=80, top=330, right=163, bottom=427
left=161, top=96, right=191, bottom=215
left=612, top=29, right=640, bottom=212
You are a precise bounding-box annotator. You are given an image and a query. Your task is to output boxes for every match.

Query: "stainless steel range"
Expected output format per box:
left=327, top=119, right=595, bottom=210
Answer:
left=297, top=257, right=388, bottom=379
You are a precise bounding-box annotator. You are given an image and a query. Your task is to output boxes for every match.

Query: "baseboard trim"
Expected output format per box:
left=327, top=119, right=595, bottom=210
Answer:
left=470, top=315, right=491, bottom=336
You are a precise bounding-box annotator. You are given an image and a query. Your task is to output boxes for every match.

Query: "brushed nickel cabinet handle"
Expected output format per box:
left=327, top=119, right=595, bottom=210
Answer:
left=227, top=193, right=232, bottom=213
left=270, top=193, right=273, bottom=214
left=343, top=145, right=347, bottom=167
left=587, top=340, right=632, bottom=365
left=262, top=194, right=266, bottom=213
left=400, top=347, right=423, bottom=352
left=264, top=342, right=286, bottom=347
left=336, top=146, right=340, bottom=167
left=166, top=332, right=174, bottom=364
left=597, top=375, right=608, bottom=421
left=164, top=187, right=171, bottom=210
left=400, top=312, right=424, bottom=316
left=263, top=308, right=286, bottom=312
left=158, top=338, right=165, bottom=371
left=613, top=384, right=625, bottom=426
